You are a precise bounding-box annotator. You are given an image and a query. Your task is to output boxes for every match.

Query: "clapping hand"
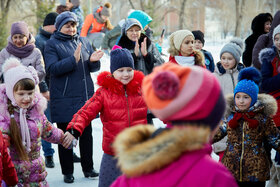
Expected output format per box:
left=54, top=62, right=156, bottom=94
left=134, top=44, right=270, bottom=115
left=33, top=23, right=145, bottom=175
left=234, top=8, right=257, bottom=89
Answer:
left=134, top=39, right=140, bottom=56
left=90, top=50, right=104, bottom=62
left=74, top=43, right=82, bottom=63
left=140, top=37, right=148, bottom=56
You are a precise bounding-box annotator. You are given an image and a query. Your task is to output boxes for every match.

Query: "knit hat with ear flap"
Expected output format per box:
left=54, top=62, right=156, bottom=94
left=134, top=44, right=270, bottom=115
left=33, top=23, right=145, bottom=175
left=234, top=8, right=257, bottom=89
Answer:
left=100, top=2, right=112, bottom=17
left=2, top=58, right=39, bottom=107
left=168, top=30, right=194, bottom=51
left=121, top=18, right=143, bottom=35
left=220, top=38, right=244, bottom=63
left=142, top=63, right=226, bottom=130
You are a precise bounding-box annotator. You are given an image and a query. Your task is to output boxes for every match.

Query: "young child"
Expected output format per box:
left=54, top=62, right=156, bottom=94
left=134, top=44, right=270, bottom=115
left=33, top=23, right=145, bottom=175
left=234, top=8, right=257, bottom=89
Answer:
left=0, top=58, right=66, bottom=186
left=168, top=29, right=205, bottom=67
left=260, top=24, right=280, bottom=186
left=111, top=63, right=238, bottom=187
left=192, top=30, right=215, bottom=72
left=213, top=67, right=280, bottom=187
left=0, top=130, right=18, bottom=186
left=63, top=48, right=148, bottom=187
left=213, top=38, right=245, bottom=161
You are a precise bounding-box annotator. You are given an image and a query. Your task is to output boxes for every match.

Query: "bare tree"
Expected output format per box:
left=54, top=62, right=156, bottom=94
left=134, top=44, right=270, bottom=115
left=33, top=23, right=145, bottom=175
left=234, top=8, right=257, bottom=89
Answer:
left=179, top=0, right=187, bottom=29
left=234, top=0, right=246, bottom=37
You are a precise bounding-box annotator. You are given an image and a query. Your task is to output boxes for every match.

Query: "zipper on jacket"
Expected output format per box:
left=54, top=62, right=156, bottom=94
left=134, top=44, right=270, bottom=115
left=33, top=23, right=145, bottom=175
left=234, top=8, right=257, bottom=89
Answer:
left=63, top=77, right=69, bottom=96
left=230, top=72, right=236, bottom=92
left=80, top=51, right=89, bottom=100
left=240, top=121, right=246, bottom=182
left=125, top=89, right=131, bottom=126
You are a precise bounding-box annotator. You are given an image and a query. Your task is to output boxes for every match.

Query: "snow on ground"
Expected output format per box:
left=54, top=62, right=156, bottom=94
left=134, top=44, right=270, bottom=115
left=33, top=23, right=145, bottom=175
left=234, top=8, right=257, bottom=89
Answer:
left=46, top=38, right=276, bottom=186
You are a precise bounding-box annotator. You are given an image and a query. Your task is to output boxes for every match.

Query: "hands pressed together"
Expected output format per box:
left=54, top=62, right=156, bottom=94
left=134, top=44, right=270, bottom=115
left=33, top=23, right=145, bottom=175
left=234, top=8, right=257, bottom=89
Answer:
left=134, top=37, right=148, bottom=57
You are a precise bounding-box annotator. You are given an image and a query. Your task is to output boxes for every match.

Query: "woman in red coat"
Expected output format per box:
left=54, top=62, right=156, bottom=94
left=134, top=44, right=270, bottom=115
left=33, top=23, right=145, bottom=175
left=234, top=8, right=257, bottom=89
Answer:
left=63, top=48, right=147, bottom=187
left=0, top=130, right=18, bottom=186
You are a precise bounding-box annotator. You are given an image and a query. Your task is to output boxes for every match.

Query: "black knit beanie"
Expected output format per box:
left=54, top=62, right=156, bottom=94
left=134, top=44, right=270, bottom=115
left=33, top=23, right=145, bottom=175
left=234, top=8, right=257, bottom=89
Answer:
left=43, top=12, right=59, bottom=26
left=110, top=48, right=134, bottom=73
left=192, top=30, right=205, bottom=46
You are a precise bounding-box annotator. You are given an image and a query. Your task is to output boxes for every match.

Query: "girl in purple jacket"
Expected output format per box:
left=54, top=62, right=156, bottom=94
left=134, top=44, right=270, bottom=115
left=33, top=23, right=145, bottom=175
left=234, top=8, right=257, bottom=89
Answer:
left=0, top=58, right=68, bottom=187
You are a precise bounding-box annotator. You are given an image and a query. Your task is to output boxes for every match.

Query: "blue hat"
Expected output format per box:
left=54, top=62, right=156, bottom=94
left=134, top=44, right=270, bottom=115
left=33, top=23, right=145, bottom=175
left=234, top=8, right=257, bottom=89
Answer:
left=110, top=48, right=134, bottom=73
left=55, top=11, right=77, bottom=31
left=128, top=10, right=152, bottom=29
left=234, top=67, right=262, bottom=107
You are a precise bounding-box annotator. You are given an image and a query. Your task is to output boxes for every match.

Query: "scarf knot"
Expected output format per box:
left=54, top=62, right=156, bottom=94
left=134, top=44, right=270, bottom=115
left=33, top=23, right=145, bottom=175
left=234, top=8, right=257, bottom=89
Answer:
left=228, top=111, right=259, bottom=129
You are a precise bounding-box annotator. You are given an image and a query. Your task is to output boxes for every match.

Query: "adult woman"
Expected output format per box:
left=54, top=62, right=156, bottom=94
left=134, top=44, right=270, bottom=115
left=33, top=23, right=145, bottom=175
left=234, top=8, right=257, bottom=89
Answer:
left=117, top=18, right=164, bottom=76
left=0, top=21, right=45, bottom=82
left=44, top=11, right=103, bottom=183
left=168, top=29, right=205, bottom=67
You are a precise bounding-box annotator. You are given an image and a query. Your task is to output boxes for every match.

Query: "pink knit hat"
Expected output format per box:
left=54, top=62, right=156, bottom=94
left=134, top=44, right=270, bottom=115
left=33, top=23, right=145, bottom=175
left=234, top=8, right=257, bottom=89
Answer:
left=2, top=58, right=39, bottom=106
left=142, top=63, right=225, bottom=130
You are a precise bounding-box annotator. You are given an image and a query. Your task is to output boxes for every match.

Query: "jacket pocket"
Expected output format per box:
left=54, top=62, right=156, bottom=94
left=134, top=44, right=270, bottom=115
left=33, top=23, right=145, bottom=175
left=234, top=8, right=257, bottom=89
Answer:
left=63, top=77, right=69, bottom=96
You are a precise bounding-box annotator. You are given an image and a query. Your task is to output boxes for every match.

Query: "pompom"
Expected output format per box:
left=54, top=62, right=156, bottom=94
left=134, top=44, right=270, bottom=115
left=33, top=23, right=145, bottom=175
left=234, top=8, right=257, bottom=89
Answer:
left=152, top=71, right=180, bottom=100
left=2, top=57, right=21, bottom=73
left=104, top=2, right=112, bottom=8
left=238, top=67, right=262, bottom=85
left=229, top=38, right=244, bottom=51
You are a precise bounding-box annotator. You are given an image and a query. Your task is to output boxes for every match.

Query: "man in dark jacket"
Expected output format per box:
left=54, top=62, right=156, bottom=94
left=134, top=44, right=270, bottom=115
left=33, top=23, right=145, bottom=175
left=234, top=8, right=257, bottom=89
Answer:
left=35, top=12, right=58, bottom=169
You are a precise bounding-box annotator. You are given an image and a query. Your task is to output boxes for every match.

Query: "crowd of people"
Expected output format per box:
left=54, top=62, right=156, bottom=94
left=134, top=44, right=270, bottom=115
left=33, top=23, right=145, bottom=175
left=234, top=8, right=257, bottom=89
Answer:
left=1, top=1, right=280, bottom=187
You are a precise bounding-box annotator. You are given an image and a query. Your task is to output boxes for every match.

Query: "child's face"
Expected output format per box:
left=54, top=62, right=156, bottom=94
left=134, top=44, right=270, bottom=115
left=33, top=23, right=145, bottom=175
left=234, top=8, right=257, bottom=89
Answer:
left=193, top=39, right=203, bottom=50
left=235, top=92, right=252, bottom=111
left=14, top=89, right=35, bottom=109
left=180, top=35, right=194, bottom=56
left=221, top=52, right=236, bottom=70
left=113, top=67, right=134, bottom=85
left=274, top=34, right=280, bottom=51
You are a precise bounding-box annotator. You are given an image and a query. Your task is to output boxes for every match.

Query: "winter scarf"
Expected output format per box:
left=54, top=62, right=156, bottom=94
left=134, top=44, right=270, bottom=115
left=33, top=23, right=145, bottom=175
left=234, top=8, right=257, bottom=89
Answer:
left=6, top=35, right=35, bottom=58
left=228, top=111, right=259, bottom=129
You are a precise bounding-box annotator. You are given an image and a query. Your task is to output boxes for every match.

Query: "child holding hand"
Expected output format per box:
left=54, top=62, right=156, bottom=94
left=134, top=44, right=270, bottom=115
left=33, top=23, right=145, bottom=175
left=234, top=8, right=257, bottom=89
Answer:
left=213, top=67, right=280, bottom=187
left=0, top=58, right=68, bottom=186
left=63, top=48, right=148, bottom=187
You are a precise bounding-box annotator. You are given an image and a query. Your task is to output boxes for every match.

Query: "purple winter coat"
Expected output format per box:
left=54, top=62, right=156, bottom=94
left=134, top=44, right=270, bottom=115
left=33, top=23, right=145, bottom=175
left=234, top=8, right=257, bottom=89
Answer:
left=111, top=125, right=238, bottom=187
left=0, top=84, right=64, bottom=186
left=252, top=10, right=280, bottom=70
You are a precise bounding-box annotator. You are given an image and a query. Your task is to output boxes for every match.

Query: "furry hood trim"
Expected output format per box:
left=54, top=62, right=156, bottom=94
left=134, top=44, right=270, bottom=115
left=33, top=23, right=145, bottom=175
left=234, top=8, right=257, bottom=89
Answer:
left=97, top=70, right=144, bottom=95
left=225, top=93, right=277, bottom=118
left=113, top=124, right=211, bottom=177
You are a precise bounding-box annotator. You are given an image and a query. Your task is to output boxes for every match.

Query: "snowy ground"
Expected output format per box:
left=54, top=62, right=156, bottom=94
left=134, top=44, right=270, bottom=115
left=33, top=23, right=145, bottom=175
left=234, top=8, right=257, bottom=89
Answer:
left=44, top=39, right=274, bottom=186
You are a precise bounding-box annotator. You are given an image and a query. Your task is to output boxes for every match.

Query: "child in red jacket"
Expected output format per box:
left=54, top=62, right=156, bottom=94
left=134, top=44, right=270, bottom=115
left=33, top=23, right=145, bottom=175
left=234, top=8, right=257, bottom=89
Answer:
left=0, top=130, right=18, bottom=186
left=62, top=48, right=147, bottom=187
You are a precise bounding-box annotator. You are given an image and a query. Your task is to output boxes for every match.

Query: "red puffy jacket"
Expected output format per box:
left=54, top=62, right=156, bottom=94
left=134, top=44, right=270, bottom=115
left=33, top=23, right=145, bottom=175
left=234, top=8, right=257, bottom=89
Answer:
left=67, top=70, right=147, bottom=155
left=0, top=131, right=18, bottom=186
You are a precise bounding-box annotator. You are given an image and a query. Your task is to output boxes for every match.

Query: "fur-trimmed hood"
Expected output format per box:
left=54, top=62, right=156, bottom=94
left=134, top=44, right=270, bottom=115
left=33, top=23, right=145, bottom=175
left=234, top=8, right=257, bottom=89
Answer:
left=113, top=124, right=211, bottom=177
left=258, top=46, right=277, bottom=65
left=225, top=93, right=277, bottom=118
left=0, top=84, right=47, bottom=118
left=97, top=70, right=144, bottom=95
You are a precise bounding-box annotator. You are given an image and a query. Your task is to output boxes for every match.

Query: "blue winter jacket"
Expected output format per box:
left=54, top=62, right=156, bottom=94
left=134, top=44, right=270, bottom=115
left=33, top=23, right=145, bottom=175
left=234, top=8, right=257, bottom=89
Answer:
left=202, top=49, right=215, bottom=72
left=44, top=31, right=100, bottom=123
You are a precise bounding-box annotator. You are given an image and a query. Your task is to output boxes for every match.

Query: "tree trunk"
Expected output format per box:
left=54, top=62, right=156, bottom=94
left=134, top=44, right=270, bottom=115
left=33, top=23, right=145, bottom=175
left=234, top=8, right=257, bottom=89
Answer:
left=234, top=0, right=245, bottom=37
left=179, top=0, right=187, bottom=29
left=128, top=0, right=135, bottom=9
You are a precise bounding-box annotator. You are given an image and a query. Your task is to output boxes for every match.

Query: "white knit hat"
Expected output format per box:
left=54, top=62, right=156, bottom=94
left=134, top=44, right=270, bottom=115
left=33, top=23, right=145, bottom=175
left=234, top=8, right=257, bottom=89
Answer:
left=168, top=30, right=194, bottom=51
left=273, top=24, right=280, bottom=41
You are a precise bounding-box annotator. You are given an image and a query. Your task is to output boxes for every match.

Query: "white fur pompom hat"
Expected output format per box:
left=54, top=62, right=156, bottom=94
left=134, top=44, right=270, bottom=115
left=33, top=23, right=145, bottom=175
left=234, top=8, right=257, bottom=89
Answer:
left=2, top=57, right=39, bottom=106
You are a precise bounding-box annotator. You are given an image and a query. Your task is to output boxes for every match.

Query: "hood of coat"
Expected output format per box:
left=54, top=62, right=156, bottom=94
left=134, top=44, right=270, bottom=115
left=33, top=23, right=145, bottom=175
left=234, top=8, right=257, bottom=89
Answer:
left=258, top=46, right=277, bottom=65
left=0, top=84, right=47, bottom=117
left=225, top=93, right=277, bottom=118
left=113, top=124, right=211, bottom=177
left=251, top=13, right=272, bottom=35
left=268, top=11, right=280, bottom=39
left=97, top=70, right=144, bottom=95
left=117, top=33, right=151, bottom=50
left=215, top=62, right=244, bottom=75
